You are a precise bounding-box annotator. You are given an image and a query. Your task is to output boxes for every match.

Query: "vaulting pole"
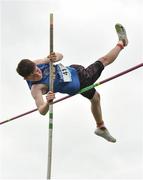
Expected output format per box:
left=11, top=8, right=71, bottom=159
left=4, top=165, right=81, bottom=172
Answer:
left=47, top=13, right=54, bottom=180
left=0, top=62, right=143, bottom=125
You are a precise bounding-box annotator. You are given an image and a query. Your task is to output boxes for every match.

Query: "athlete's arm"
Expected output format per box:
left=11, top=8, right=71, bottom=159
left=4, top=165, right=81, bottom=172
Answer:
left=33, top=52, right=63, bottom=65
left=31, top=84, right=55, bottom=115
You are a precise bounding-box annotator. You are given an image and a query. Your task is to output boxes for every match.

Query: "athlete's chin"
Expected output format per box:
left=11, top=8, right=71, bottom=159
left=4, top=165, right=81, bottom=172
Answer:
left=33, top=77, right=42, bottom=81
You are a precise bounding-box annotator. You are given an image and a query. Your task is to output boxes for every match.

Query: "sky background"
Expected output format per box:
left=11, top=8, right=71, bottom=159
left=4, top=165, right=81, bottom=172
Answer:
left=0, top=0, right=143, bottom=179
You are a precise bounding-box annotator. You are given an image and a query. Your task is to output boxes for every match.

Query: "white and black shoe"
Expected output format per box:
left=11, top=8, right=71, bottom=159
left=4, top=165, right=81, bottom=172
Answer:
left=95, top=128, right=116, bottom=143
left=115, top=23, right=128, bottom=46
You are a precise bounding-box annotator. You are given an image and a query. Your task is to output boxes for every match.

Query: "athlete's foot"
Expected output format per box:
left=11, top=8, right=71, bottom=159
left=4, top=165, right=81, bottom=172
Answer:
left=94, top=127, right=116, bottom=143
left=115, top=23, right=128, bottom=46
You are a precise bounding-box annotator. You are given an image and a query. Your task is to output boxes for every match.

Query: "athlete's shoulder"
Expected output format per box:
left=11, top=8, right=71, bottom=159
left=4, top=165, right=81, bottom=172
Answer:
left=33, top=57, right=50, bottom=65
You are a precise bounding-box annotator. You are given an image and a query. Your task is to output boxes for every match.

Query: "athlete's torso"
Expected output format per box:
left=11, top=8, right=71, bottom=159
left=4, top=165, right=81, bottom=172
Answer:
left=26, top=63, right=80, bottom=95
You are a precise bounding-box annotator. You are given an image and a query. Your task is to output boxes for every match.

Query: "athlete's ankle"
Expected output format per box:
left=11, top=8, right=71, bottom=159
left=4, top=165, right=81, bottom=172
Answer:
left=97, top=121, right=106, bottom=129
left=116, top=41, right=124, bottom=49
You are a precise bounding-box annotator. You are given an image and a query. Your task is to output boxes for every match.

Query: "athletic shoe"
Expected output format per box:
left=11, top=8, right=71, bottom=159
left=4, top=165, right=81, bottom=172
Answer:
left=115, top=23, right=128, bottom=46
left=94, top=128, right=116, bottom=143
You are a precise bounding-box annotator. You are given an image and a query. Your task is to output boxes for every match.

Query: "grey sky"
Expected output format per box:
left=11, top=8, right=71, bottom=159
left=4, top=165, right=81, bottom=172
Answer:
left=0, top=0, right=143, bottom=179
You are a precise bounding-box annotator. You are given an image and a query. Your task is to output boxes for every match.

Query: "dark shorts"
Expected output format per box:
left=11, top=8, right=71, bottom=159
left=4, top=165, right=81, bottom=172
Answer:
left=70, top=60, right=104, bottom=99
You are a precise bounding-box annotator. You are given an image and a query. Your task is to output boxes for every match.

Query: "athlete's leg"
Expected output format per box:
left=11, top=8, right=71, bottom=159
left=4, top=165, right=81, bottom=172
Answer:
left=90, top=91, right=103, bottom=126
left=100, top=23, right=128, bottom=67
left=90, top=91, right=116, bottom=143
left=99, top=41, right=124, bottom=67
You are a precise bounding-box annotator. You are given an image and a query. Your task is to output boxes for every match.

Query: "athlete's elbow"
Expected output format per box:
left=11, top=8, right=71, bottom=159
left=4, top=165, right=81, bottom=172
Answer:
left=37, top=102, right=49, bottom=115
left=39, top=111, right=47, bottom=116
left=39, top=108, right=49, bottom=116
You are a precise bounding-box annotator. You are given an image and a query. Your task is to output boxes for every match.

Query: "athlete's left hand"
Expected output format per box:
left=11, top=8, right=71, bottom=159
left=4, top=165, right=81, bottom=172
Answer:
left=46, top=91, right=55, bottom=103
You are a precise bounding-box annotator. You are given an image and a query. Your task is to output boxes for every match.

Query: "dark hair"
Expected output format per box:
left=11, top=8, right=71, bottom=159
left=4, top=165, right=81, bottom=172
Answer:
left=16, top=59, right=36, bottom=77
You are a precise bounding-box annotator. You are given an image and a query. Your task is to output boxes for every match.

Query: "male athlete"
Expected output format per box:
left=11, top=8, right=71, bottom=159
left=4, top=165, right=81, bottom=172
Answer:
left=16, top=24, right=128, bottom=143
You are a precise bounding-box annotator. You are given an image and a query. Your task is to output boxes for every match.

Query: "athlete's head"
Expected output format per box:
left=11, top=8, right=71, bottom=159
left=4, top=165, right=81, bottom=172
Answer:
left=16, top=59, right=42, bottom=81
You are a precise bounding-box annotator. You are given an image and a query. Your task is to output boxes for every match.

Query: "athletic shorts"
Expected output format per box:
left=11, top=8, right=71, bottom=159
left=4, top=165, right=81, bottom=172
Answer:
left=70, top=60, right=104, bottom=99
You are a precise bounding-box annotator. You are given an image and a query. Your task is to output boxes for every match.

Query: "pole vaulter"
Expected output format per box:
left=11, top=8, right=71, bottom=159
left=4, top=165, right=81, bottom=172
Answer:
left=1, top=13, right=143, bottom=179
left=0, top=62, right=142, bottom=126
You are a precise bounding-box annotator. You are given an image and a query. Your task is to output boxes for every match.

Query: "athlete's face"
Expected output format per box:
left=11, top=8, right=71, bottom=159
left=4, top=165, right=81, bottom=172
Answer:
left=24, top=66, right=42, bottom=81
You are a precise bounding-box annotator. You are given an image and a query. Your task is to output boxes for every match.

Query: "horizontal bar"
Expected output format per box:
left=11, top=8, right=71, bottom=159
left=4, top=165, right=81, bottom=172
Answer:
left=0, top=63, right=142, bottom=125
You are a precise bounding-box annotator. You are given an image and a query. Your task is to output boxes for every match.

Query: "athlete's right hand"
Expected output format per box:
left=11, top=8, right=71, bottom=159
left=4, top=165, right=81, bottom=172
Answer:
left=47, top=52, right=63, bottom=62
left=46, top=91, right=55, bottom=103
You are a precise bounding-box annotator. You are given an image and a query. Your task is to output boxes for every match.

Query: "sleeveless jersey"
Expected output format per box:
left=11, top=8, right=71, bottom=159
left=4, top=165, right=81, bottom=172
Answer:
left=26, top=64, right=80, bottom=95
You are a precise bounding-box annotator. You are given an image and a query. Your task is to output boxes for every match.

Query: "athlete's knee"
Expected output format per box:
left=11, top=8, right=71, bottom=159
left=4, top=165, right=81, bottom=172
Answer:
left=91, top=91, right=101, bottom=104
left=98, top=56, right=110, bottom=67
